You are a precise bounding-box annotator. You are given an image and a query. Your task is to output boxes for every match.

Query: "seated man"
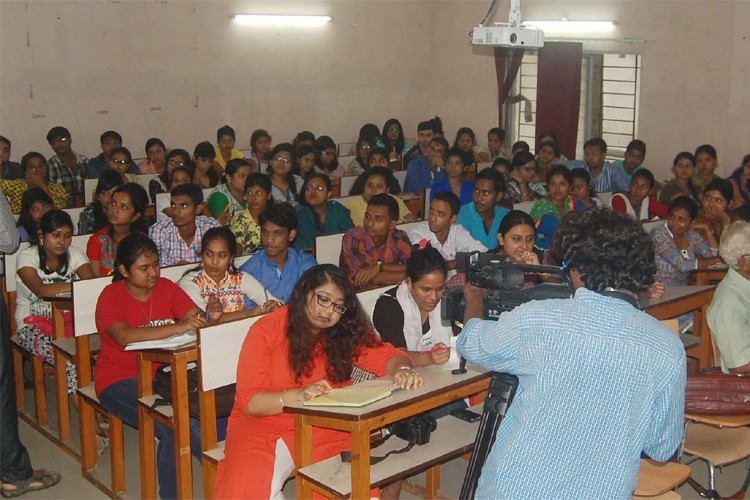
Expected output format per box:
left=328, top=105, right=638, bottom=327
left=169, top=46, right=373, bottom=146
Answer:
left=86, top=130, right=138, bottom=179
left=0, top=135, right=22, bottom=180
left=339, top=194, right=412, bottom=289
left=562, top=137, right=630, bottom=194
left=613, top=139, right=647, bottom=182
left=402, top=119, right=435, bottom=172
left=403, top=136, right=448, bottom=194
left=239, top=203, right=317, bottom=304
left=405, top=191, right=487, bottom=270
left=457, top=168, right=509, bottom=249
left=458, top=209, right=685, bottom=498
left=149, top=183, right=220, bottom=266
left=46, top=126, right=89, bottom=207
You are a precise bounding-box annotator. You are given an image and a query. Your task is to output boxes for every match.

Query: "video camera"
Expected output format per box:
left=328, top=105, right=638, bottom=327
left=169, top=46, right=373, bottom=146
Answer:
left=442, top=251, right=574, bottom=322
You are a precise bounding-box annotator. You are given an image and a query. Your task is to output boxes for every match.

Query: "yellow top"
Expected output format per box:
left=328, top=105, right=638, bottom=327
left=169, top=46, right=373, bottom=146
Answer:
left=0, top=179, right=69, bottom=213
left=214, top=147, right=244, bottom=169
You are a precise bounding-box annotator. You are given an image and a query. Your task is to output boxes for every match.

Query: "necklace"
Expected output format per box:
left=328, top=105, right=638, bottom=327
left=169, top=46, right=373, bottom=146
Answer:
left=130, top=292, right=154, bottom=324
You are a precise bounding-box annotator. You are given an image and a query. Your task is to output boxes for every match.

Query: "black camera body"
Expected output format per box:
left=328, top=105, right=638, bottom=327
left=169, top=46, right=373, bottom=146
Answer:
left=389, top=414, right=437, bottom=445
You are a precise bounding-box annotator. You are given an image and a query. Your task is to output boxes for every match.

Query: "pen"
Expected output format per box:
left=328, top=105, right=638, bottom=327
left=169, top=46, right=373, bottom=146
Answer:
left=421, top=346, right=448, bottom=354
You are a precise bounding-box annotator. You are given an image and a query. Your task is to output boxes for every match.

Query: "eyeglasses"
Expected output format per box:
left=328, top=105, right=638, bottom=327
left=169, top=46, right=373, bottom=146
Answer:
left=111, top=159, right=129, bottom=166
left=168, top=159, right=186, bottom=168
left=50, top=137, right=69, bottom=144
left=358, top=145, right=372, bottom=150
left=273, top=156, right=291, bottom=163
left=305, top=184, right=327, bottom=192
left=388, top=127, right=400, bottom=133
left=321, top=150, right=336, bottom=157
left=313, top=292, right=347, bottom=315
left=246, top=189, right=268, bottom=198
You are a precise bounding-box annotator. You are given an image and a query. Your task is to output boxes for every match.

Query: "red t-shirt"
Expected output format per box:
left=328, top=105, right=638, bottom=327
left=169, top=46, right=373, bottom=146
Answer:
left=94, top=278, right=197, bottom=396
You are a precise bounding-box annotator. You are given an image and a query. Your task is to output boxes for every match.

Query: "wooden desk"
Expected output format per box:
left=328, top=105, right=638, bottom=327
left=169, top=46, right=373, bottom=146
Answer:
left=286, top=366, right=490, bottom=499
left=136, top=344, right=197, bottom=499
left=398, top=193, right=425, bottom=219
left=689, top=265, right=728, bottom=286
left=45, top=292, right=76, bottom=451
left=643, top=285, right=716, bottom=369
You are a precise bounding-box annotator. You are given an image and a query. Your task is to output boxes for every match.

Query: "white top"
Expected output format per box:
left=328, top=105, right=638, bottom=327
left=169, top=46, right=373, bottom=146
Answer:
left=15, top=244, right=89, bottom=327
left=404, top=221, right=488, bottom=261
left=177, top=268, right=278, bottom=310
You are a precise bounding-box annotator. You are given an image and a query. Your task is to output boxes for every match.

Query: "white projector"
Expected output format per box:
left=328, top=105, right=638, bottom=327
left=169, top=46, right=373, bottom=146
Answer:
left=472, top=25, right=544, bottom=48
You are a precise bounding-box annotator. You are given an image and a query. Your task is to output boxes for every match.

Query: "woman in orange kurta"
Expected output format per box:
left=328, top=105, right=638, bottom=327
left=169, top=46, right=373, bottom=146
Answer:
left=214, top=264, right=421, bottom=499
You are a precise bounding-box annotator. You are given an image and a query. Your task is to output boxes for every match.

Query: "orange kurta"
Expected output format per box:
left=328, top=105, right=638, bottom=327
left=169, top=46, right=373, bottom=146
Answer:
left=214, top=306, right=404, bottom=498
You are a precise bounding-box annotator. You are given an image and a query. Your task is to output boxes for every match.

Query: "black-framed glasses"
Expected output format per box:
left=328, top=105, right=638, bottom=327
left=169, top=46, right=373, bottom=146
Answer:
left=168, top=159, right=186, bottom=168
left=305, top=184, right=327, bottom=192
left=388, top=127, right=400, bottom=133
left=111, top=159, right=129, bottom=165
left=313, top=292, right=347, bottom=314
left=273, top=156, right=291, bottom=163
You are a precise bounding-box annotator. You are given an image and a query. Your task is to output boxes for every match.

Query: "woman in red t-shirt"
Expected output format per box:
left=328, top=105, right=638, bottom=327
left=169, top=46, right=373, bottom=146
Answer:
left=94, top=233, right=219, bottom=499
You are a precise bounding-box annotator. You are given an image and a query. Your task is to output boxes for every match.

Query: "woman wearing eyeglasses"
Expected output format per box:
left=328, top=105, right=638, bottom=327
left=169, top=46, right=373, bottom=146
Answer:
left=107, top=146, right=139, bottom=184
left=294, top=173, right=354, bottom=251
left=214, top=264, right=422, bottom=499
left=266, top=143, right=304, bottom=203
left=505, top=151, right=547, bottom=205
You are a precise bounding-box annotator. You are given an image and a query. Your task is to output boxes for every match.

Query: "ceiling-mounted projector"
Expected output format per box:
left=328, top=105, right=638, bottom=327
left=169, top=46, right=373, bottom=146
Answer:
left=471, top=0, right=544, bottom=48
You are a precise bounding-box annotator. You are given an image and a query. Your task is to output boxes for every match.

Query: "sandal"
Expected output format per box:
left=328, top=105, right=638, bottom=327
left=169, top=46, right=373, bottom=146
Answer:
left=1, top=469, right=61, bottom=497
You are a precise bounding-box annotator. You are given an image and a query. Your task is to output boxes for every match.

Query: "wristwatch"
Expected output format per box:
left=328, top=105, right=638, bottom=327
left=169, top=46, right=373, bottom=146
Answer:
left=376, top=261, right=383, bottom=272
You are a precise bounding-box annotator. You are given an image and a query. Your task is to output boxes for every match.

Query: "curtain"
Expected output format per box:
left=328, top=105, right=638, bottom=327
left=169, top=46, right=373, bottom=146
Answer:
left=535, top=42, right=583, bottom=160
left=494, top=47, right=525, bottom=126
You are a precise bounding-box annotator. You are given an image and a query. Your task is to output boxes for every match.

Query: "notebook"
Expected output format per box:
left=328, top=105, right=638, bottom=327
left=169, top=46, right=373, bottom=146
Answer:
left=124, top=331, right=196, bottom=351
left=303, top=386, right=397, bottom=407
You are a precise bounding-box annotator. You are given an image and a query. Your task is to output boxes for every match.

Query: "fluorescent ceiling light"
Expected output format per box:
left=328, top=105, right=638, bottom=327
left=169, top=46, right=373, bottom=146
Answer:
left=234, top=15, right=331, bottom=27
left=522, top=20, right=615, bottom=34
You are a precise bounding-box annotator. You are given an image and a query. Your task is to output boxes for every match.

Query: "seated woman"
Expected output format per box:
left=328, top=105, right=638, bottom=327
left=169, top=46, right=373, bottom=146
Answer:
left=214, top=125, right=245, bottom=172
left=659, top=152, right=699, bottom=205
left=347, top=167, right=415, bottom=225
left=16, top=210, right=94, bottom=396
left=692, top=144, right=720, bottom=199
left=94, top=233, right=216, bottom=500
left=696, top=178, right=741, bottom=240
left=0, top=152, right=68, bottom=213
left=230, top=173, right=272, bottom=254
left=348, top=148, right=403, bottom=195
left=535, top=140, right=560, bottom=183
left=505, top=151, right=547, bottom=205
left=108, top=146, right=139, bottom=184
left=206, top=158, right=251, bottom=225
left=191, top=143, right=220, bottom=189
left=345, top=137, right=373, bottom=177
left=610, top=169, right=668, bottom=221
left=729, top=153, right=750, bottom=210
left=154, top=165, right=192, bottom=222
left=314, top=135, right=346, bottom=179
left=213, top=264, right=421, bottom=498
left=487, top=127, right=511, bottom=161
left=16, top=188, right=52, bottom=243
left=294, top=144, right=317, bottom=179
left=530, top=166, right=584, bottom=251
left=430, top=147, right=474, bottom=205
left=137, top=137, right=166, bottom=175
left=249, top=129, right=272, bottom=171
left=149, top=148, right=193, bottom=203
left=178, top=227, right=282, bottom=319
left=497, top=210, right=541, bottom=266
left=570, top=167, right=602, bottom=209
left=267, top=143, right=304, bottom=203
left=294, top=173, right=354, bottom=251
left=377, top=118, right=410, bottom=170
left=78, top=170, right=124, bottom=234
left=87, top=183, right=149, bottom=277
left=707, top=221, right=750, bottom=373
left=454, top=127, right=489, bottom=164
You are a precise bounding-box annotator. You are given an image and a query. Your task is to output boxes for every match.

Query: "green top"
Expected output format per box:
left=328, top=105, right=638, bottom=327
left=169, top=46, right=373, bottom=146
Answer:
left=294, top=201, right=354, bottom=250
left=207, top=183, right=245, bottom=218
left=530, top=196, right=577, bottom=222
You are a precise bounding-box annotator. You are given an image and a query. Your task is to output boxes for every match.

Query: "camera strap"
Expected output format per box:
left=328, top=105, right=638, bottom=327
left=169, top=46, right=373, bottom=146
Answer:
left=600, top=287, right=641, bottom=309
left=339, top=432, right=416, bottom=465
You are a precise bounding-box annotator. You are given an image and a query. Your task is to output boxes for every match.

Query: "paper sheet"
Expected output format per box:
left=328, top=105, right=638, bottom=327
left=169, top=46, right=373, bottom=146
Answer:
left=443, top=336, right=460, bottom=371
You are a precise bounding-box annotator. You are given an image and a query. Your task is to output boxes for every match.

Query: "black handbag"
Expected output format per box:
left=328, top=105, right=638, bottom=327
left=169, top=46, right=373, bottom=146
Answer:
left=152, top=364, right=236, bottom=419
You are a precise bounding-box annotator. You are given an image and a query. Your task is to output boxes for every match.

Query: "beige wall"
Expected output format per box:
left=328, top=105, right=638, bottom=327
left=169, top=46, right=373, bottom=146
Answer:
left=1, top=0, right=748, bottom=181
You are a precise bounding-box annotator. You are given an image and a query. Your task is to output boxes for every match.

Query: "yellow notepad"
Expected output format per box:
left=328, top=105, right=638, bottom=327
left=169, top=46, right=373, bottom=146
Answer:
left=303, top=386, right=396, bottom=407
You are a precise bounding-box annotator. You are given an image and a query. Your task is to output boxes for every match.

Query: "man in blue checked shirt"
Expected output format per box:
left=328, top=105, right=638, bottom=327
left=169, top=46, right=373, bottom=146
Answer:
left=458, top=209, right=685, bottom=498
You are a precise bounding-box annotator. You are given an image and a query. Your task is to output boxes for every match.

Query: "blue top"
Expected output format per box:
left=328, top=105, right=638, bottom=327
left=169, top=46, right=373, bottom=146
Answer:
left=430, top=179, right=474, bottom=205
left=238, top=247, right=317, bottom=306
left=456, top=202, right=509, bottom=249
left=86, top=153, right=138, bottom=179
left=563, top=159, right=630, bottom=194
left=404, top=156, right=447, bottom=194
left=458, top=288, right=686, bottom=498
left=294, top=201, right=354, bottom=250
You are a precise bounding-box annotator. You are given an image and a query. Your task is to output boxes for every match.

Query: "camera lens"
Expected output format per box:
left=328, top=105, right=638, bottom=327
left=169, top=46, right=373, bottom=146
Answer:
left=510, top=33, right=517, bottom=44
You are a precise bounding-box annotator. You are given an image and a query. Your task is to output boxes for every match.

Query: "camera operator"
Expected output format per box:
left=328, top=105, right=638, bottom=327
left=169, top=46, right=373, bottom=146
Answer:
left=457, top=209, right=686, bottom=498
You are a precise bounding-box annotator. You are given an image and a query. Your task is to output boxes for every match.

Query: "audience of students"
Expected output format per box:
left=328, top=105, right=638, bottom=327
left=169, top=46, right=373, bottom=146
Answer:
left=659, top=152, right=699, bottom=205
left=16, top=188, right=52, bottom=243
left=248, top=129, right=272, bottom=170
left=457, top=168, right=509, bottom=249
left=191, top=143, right=219, bottom=189
left=294, top=144, right=317, bottom=179
left=708, top=221, right=750, bottom=374
left=149, top=183, right=220, bottom=266
left=430, top=147, right=474, bottom=205
left=610, top=169, right=668, bottom=221
left=696, top=178, right=739, bottom=240
left=0, top=135, right=23, bottom=180
left=314, top=135, right=346, bottom=179
left=87, top=130, right=137, bottom=179
left=563, top=137, right=630, bottom=193
left=339, top=194, right=411, bottom=289
left=613, top=139, right=647, bottom=181
left=294, top=173, right=354, bottom=251
left=569, top=167, right=602, bottom=209
left=238, top=203, right=317, bottom=304
left=404, top=136, right=448, bottom=194
left=402, top=118, right=435, bottom=170
left=454, top=127, right=489, bottom=164
left=108, top=146, right=139, bottom=184
left=214, top=125, right=244, bottom=171
left=535, top=140, right=560, bottom=183
left=206, top=158, right=251, bottom=224
left=230, top=173, right=272, bottom=254
left=137, top=137, right=167, bottom=175
left=692, top=144, right=720, bottom=198
left=78, top=170, right=125, bottom=234
left=1, top=152, right=69, bottom=213
left=377, top=118, right=409, bottom=169
left=267, top=143, right=303, bottom=203
left=347, top=167, right=413, bottom=224
left=530, top=165, right=584, bottom=251
left=46, top=126, right=88, bottom=207
left=487, top=127, right=511, bottom=161
left=505, top=151, right=547, bottom=204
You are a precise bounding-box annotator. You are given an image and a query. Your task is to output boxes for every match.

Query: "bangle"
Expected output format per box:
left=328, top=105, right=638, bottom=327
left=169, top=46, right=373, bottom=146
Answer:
left=279, top=389, right=287, bottom=409
left=396, top=365, right=416, bottom=374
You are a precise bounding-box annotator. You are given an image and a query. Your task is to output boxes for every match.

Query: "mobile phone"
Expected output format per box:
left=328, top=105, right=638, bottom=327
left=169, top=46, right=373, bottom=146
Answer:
left=450, top=407, right=481, bottom=423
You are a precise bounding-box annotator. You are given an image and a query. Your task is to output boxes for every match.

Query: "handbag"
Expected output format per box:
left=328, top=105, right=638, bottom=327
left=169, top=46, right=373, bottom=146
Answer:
left=152, top=364, right=236, bottom=419
left=685, top=372, right=750, bottom=415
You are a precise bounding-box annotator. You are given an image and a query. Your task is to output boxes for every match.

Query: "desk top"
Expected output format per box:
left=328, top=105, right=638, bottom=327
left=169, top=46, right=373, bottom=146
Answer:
left=284, top=365, right=488, bottom=421
left=641, top=285, right=715, bottom=310
left=41, top=290, right=72, bottom=303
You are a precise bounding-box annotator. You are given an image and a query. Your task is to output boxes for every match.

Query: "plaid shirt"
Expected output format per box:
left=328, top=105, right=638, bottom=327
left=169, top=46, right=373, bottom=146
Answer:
left=47, top=152, right=88, bottom=205
left=149, top=215, right=220, bottom=266
left=339, top=226, right=412, bottom=285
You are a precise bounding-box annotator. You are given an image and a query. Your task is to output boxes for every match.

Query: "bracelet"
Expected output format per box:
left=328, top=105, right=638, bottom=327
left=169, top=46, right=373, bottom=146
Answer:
left=396, top=365, right=416, bottom=374
left=279, top=389, right=287, bottom=409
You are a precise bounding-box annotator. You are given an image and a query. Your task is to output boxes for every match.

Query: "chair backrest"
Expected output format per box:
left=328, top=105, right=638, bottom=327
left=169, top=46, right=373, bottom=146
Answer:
left=393, top=170, right=407, bottom=190
left=84, top=178, right=98, bottom=206
left=340, top=175, right=357, bottom=197
left=335, top=195, right=359, bottom=213
left=198, top=315, right=262, bottom=391
left=398, top=221, right=424, bottom=235
left=135, top=174, right=160, bottom=194
left=66, top=207, right=86, bottom=235
left=314, top=232, right=346, bottom=266
left=356, top=285, right=392, bottom=320
left=338, top=155, right=356, bottom=168
left=477, top=162, right=492, bottom=173
left=642, top=219, right=666, bottom=234
left=598, top=191, right=614, bottom=206
left=514, top=201, right=535, bottom=215
left=5, top=235, right=88, bottom=293
left=72, top=276, right=113, bottom=336
left=160, top=262, right=200, bottom=282
left=424, top=188, right=431, bottom=217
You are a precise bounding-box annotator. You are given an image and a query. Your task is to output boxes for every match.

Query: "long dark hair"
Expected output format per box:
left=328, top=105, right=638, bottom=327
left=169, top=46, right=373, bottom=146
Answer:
left=286, top=265, right=380, bottom=384
left=108, top=183, right=149, bottom=237
left=298, top=173, right=332, bottom=228
left=17, top=188, right=53, bottom=244
left=91, top=170, right=125, bottom=232
left=673, top=152, right=699, bottom=199
left=113, top=233, right=159, bottom=282
left=381, top=118, right=405, bottom=155
left=266, top=143, right=299, bottom=197
left=37, top=210, right=74, bottom=275
left=183, top=227, right=240, bottom=279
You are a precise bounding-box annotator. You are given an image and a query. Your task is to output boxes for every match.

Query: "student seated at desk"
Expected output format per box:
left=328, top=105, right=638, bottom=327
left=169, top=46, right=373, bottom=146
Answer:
left=214, top=125, right=245, bottom=172
left=149, top=183, right=221, bottom=267
left=347, top=167, right=414, bottom=224
left=154, top=166, right=192, bottom=223
left=535, top=140, right=561, bottom=184
left=192, top=142, right=220, bottom=190
left=137, top=137, right=166, bottom=175
left=691, top=144, right=721, bottom=200
left=505, top=151, right=547, bottom=205
left=707, top=221, right=750, bottom=374
left=294, top=173, right=354, bottom=251
left=86, top=130, right=138, bottom=179
left=107, top=147, right=139, bottom=184
left=16, top=188, right=52, bottom=243
left=696, top=178, right=741, bottom=241
left=230, top=173, right=272, bottom=254
left=530, top=165, right=585, bottom=252
left=94, top=233, right=217, bottom=500
left=339, top=194, right=412, bottom=290
left=206, top=158, right=251, bottom=225
left=345, top=137, right=374, bottom=177
left=46, top=126, right=88, bottom=207
left=294, top=144, right=317, bottom=179
left=570, top=167, right=603, bottom=209
left=610, top=169, right=668, bottom=221
left=561, top=137, right=630, bottom=194
left=148, top=147, right=194, bottom=203
left=314, top=135, right=346, bottom=179
left=0, top=134, right=22, bottom=180
left=16, top=210, right=94, bottom=396
left=430, top=147, right=474, bottom=205
left=239, top=203, right=317, bottom=304
left=0, top=152, right=69, bottom=213
left=659, top=152, right=699, bottom=205
left=457, top=168, right=509, bottom=250
left=214, top=264, right=421, bottom=499
left=78, top=170, right=125, bottom=235
left=267, top=143, right=304, bottom=203
left=403, top=136, right=448, bottom=194
left=347, top=147, right=404, bottom=194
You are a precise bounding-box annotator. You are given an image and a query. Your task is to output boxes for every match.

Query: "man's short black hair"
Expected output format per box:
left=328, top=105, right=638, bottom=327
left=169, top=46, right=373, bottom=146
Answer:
left=0, top=135, right=10, bottom=147
left=584, top=137, right=607, bottom=155
left=626, top=139, right=646, bottom=157
left=433, top=191, right=461, bottom=216
left=476, top=167, right=506, bottom=194
left=100, top=130, right=122, bottom=144
left=217, top=125, right=235, bottom=143
left=430, top=136, right=450, bottom=151
left=259, top=202, right=298, bottom=232
left=367, top=193, right=399, bottom=222
left=46, top=126, right=71, bottom=143
left=171, top=183, right=204, bottom=206
left=417, top=120, right=433, bottom=132
left=632, top=168, right=656, bottom=189
left=245, top=172, right=272, bottom=193
left=550, top=209, right=657, bottom=293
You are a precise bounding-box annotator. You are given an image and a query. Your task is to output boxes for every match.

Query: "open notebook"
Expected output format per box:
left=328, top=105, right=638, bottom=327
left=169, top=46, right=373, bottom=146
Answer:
left=303, top=385, right=399, bottom=408
left=124, top=331, right=196, bottom=351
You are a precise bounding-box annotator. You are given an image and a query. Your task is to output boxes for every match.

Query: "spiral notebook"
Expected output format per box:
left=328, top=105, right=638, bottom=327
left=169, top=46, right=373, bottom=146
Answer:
left=303, top=386, right=397, bottom=407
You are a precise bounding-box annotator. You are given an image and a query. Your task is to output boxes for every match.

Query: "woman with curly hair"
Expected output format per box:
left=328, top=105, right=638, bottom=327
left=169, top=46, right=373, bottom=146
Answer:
left=214, top=264, right=422, bottom=499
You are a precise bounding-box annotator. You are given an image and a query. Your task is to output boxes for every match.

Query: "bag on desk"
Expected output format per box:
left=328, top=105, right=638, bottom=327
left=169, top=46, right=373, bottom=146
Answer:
left=685, top=372, right=750, bottom=415
left=152, top=364, right=236, bottom=419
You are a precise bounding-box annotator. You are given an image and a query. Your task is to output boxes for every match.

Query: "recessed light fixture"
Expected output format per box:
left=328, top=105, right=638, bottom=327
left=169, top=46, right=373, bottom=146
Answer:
left=234, top=15, right=331, bottom=27
left=522, top=20, right=615, bottom=34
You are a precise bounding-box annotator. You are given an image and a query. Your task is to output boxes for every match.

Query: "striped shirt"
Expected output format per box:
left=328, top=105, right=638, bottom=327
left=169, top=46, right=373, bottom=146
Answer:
left=148, top=215, right=220, bottom=266
left=458, top=288, right=686, bottom=498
